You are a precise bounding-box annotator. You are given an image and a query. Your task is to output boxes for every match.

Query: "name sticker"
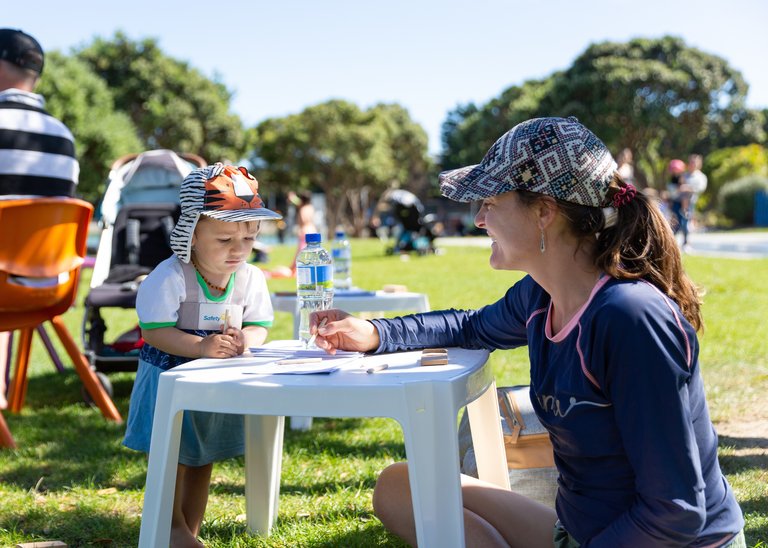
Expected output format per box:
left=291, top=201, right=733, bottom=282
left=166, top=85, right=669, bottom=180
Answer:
left=197, top=303, right=243, bottom=330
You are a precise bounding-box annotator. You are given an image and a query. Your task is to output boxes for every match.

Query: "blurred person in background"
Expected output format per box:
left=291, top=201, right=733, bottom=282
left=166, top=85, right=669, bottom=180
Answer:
left=683, top=154, right=708, bottom=230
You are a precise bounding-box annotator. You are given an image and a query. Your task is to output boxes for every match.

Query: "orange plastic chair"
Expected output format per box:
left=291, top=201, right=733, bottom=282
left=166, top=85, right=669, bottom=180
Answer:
left=0, top=197, right=122, bottom=448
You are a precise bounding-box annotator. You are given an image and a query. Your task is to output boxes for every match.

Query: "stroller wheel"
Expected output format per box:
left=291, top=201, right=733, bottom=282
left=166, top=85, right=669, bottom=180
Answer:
left=82, top=371, right=113, bottom=407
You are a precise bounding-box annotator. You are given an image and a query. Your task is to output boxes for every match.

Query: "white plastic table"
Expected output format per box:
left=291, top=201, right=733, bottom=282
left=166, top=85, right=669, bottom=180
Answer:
left=138, top=341, right=510, bottom=548
left=271, top=290, right=431, bottom=430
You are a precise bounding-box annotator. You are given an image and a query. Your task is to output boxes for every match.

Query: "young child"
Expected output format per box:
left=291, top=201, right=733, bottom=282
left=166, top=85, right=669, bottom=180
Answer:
left=123, top=163, right=282, bottom=547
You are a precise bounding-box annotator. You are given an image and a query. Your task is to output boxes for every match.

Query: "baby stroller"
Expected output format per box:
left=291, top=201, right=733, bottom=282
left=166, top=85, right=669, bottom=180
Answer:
left=81, top=150, right=206, bottom=396
left=379, top=189, right=438, bottom=256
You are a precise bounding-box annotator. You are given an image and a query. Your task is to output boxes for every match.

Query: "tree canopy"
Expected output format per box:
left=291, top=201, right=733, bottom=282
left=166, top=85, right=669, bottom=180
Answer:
left=76, top=32, right=246, bottom=164
left=36, top=52, right=142, bottom=202
left=31, top=32, right=766, bottom=218
left=251, top=100, right=430, bottom=236
left=441, top=36, right=766, bottom=190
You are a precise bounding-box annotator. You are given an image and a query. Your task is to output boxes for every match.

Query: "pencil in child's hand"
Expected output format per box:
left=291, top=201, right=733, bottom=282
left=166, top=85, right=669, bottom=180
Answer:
left=222, top=309, right=230, bottom=333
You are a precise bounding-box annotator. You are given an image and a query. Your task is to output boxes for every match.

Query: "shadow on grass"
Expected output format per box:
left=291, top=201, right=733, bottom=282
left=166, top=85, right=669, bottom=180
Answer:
left=0, top=505, right=139, bottom=546
left=718, top=434, right=768, bottom=475
left=14, top=370, right=134, bottom=414
left=0, top=372, right=145, bottom=491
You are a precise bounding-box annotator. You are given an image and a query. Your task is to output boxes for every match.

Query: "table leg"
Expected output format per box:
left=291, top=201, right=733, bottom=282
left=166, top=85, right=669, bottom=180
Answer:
left=401, top=385, right=465, bottom=548
left=138, top=376, right=183, bottom=548
left=289, top=305, right=313, bottom=431
left=244, top=415, right=285, bottom=535
left=466, top=380, right=510, bottom=490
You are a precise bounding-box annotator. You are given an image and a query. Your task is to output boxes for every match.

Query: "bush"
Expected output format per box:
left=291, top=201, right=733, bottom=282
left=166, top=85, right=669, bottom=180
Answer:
left=717, top=175, right=768, bottom=225
left=704, top=144, right=768, bottom=201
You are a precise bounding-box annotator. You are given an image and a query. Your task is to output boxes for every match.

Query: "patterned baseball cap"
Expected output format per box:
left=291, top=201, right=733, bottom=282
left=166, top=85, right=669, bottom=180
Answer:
left=0, top=29, right=44, bottom=74
left=439, top=117, right=617, bottom=207
left=170, top=163, right=282, bottom=263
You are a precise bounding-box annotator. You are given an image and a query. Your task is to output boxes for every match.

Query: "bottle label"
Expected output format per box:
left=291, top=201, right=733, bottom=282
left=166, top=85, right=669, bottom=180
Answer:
left=332, top=248, right=351, bottom=259
left=297, top=264, right=333, bottom=290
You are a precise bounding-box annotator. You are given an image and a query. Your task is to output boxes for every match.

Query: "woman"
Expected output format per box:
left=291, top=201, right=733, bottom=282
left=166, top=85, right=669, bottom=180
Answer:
left=311, top=117, right=744, bottom=547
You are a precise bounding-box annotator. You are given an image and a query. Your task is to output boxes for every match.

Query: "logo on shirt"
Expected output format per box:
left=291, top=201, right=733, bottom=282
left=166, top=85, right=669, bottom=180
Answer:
left=536, top=393, right=611, bottom=418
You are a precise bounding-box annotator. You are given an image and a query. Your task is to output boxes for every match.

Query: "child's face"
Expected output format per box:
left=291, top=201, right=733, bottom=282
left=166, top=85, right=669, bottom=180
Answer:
left=191, top=216, right=260, bottom=275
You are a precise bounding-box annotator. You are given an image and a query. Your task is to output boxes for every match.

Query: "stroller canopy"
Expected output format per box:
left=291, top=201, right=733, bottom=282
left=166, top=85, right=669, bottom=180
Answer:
left=99, top=150, right=206, bottom=225
left=380, top=188, right=425, bottom=232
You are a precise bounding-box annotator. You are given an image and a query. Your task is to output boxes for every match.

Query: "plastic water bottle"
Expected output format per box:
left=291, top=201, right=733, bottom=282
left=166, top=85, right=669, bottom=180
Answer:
left=296, top=233, right=334, bottom=347
left=332, top=230, right=352, bottom=290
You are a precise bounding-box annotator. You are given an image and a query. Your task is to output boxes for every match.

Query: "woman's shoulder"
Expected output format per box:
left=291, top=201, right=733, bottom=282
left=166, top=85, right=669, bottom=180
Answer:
left=596, top=278, right=687, bottom=324
left=503, top=274, right=550, bottom=310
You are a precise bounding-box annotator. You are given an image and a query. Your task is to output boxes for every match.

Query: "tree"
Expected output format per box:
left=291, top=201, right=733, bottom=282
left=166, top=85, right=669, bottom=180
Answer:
left=369, top=103, right=431, bottom=195
left=251, top=100, right=430, bottom=236
left=705, top=144, right=768, bottom=200
left=440, top=36, right=765, bottom=191
left=36, top=51, right=142, bottom=202
left=541, top=36, right=762, bottom=188
left=76, top=32, right=246, bottom=164
left=441, top=78, right=553, bottom=172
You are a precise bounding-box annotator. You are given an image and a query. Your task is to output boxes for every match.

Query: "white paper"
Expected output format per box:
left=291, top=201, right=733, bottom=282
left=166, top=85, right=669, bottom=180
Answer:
left=242, top=345, right=363, bottom=374
left=242, top=355, right=361, bottom=375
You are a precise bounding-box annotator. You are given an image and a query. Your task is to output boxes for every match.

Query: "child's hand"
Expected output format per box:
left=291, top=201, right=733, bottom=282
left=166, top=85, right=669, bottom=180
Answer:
left=198, top=332, right=241, bottom=358
left=223, top=326, right=246, bottom=355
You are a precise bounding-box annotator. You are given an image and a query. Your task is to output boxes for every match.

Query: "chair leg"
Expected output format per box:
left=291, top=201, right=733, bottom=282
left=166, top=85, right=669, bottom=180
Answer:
left=49, top=316, right=123, bottom=423
left=7, top=328, right=34, bottom=413
left=36, top=324, right=67, bottom=373
left=0, top=331, right=10, bottom=408
left=0, top=410, right=15, bottom=449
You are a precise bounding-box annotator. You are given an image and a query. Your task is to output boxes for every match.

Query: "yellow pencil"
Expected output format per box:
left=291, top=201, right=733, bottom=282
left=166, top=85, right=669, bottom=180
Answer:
left=222, top=309, right=230, bottom=333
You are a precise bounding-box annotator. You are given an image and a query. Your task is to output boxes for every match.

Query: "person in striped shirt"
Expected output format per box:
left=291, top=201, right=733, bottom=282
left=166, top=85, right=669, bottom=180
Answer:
left=0, top=28, right=79, bottom=197
left=0, top=28, right=80, bottom=413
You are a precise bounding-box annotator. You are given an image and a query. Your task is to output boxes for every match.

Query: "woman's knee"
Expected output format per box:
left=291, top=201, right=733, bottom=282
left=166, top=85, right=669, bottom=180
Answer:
left=372, top=462, right=411, bottom=520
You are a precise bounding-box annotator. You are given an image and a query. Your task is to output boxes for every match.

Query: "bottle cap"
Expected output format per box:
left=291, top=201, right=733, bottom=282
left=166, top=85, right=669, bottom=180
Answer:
left=305, top=233, right=321, bottom=244
left=335, top=230, right=345, bottom=238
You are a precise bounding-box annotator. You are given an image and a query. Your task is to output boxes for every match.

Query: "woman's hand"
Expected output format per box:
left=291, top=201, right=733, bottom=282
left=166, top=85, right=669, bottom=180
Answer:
left=310, top=309, right=380, bottom=354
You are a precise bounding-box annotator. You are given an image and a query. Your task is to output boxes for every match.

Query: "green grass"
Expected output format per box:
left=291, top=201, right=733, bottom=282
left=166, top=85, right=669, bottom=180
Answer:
left=1, top=238, right=766, bottom=546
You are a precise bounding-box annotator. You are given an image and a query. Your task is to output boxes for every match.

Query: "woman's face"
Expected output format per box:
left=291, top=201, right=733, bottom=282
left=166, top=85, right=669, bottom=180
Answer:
left=191, top=216, right=259, bottom=276
left=474, top=191, right=539, bottom=270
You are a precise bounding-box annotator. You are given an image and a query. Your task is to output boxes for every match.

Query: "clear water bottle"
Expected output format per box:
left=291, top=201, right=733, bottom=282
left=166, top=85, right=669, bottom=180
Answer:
left=332, top=230, right=352, bottom=290
left=296, top=233, right=334, bottom=347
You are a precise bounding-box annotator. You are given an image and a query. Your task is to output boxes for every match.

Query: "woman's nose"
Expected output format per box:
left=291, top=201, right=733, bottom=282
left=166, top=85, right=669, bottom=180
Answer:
left=474, top=209, right=485, bottom=229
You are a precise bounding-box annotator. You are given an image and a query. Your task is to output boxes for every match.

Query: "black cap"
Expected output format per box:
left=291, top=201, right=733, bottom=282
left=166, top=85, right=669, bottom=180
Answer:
left=0, top=29, right=44, bottom=74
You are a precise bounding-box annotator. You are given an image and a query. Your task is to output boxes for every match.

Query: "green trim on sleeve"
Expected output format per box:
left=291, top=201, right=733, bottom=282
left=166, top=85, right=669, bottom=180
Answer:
left=139, top=321, right=177, bottom=329
left=244, top=321, right=273, bottom=328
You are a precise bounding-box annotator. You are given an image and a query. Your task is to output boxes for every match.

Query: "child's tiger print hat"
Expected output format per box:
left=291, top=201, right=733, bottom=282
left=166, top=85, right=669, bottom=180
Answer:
left=169, top=163, right=282, bottom=263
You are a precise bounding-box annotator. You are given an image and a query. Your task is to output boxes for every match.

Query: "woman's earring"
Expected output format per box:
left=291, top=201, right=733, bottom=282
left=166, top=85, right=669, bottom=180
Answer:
left=540, top=229, right=546, bottom=253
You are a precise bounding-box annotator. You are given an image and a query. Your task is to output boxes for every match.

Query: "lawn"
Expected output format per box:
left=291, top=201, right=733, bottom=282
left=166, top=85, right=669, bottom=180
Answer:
left=1, top=238, right=766, bottom=546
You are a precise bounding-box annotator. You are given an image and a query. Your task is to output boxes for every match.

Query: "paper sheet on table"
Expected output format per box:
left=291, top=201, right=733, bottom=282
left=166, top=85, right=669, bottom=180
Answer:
left=242, top=355, right=361, bottom=375
left=244, top=346, right=363, bottom=374
left=248, top=347, right=361, bottom=359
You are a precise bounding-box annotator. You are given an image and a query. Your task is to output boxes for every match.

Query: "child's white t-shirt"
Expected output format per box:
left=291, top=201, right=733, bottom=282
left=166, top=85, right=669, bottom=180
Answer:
left=137, top=255, right=273, bottom=330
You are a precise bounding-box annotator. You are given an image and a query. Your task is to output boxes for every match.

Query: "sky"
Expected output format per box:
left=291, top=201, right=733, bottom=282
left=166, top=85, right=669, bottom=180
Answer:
left=7, top=0, right=768, bottom=156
